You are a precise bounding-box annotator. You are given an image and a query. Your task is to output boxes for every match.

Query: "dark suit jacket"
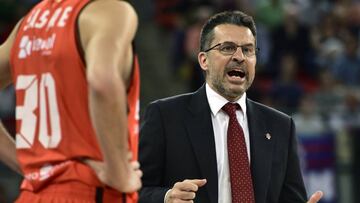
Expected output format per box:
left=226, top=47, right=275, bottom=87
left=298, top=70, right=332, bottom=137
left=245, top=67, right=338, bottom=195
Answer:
left=139, top=85, right=307, bottom=203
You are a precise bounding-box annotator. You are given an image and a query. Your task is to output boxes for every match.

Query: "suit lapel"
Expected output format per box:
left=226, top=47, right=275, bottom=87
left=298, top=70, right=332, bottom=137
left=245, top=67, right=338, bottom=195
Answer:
left=247, top=99, right=274, bottom=203
left=184, top=85, right=218, bottom=203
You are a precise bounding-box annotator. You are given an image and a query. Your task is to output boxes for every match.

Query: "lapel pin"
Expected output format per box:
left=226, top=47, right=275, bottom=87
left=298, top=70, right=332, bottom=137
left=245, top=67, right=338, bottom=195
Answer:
left=265, top=133, right=271, bottom=140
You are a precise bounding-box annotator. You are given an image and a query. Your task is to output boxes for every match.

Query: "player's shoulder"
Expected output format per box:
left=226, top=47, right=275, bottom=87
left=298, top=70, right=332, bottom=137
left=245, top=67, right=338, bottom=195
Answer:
left=79, top=0, right=138, bottom=36
left=82, top=0, right=137, bottom=20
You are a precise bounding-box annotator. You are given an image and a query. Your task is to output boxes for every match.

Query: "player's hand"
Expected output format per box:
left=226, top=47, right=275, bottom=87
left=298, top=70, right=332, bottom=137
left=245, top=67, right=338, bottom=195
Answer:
left=117, top=159, right=142, bottom=193
left=83, top=153, right=142, bottom=193
left=307, top=191, right=323, bottom=203
left=165, top=179, right=207, bottom=203
left=82, top=158, right=107, bottom=185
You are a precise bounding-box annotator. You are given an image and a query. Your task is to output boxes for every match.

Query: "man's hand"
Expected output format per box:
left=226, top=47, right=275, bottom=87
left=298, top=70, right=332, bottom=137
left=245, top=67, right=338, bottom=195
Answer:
left=83, top=153, right=142, bottom=193
left=307, top=191, right=323, bottom=203
left=165, top=179, right=207, bottom=203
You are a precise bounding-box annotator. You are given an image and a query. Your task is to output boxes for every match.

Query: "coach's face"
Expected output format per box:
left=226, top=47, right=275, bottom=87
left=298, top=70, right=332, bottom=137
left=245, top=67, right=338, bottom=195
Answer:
left=198, top=24, right=256, bottom=101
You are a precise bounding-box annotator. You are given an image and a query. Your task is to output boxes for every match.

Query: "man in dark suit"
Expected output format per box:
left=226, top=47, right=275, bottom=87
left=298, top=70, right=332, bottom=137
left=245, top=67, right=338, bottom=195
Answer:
left=139, top=11, right=323, bottom=203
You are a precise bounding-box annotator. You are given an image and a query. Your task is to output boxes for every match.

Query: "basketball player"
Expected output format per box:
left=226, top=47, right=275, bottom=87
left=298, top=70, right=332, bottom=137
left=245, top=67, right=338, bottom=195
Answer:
left=0, top=0, right=141, bottom=202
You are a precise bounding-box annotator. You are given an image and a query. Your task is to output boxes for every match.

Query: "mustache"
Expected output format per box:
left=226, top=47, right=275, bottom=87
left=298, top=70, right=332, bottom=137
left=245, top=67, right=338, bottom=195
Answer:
left=225, top=61, right=246, bottom=72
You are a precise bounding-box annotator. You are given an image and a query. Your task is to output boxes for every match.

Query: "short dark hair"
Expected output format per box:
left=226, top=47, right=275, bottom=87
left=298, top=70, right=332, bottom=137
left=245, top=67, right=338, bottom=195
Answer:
left=199, top=11, right=257, bottom=52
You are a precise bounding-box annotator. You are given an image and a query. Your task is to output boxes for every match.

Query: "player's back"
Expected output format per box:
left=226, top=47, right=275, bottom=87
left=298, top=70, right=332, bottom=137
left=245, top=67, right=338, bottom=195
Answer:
left=10, top=0, right=104, bottom=193
left=10, top=0, right=141, bottom=202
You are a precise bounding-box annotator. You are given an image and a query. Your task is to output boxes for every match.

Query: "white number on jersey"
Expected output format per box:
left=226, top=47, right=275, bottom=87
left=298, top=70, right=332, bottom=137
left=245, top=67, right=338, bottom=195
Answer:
left=15, top=73, right=61, bottom=149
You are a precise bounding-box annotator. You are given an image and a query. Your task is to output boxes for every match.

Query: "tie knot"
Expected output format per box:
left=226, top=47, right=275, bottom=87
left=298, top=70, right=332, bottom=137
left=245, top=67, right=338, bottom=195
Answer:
left=222, top=102, right=240, bottom=116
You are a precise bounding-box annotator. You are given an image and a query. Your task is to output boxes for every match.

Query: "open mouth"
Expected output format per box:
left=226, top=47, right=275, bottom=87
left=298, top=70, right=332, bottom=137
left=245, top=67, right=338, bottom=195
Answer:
left=227, top=70, right=246, bottom=78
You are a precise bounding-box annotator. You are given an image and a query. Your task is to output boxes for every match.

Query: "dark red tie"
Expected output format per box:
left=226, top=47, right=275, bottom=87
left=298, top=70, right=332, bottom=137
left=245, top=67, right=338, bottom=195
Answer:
left=222, top=102, right=255, bottom=203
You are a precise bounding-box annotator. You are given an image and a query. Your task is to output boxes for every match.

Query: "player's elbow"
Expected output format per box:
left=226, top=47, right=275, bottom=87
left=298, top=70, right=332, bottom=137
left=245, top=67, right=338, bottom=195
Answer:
left=87, top=70, right=121, bottom=97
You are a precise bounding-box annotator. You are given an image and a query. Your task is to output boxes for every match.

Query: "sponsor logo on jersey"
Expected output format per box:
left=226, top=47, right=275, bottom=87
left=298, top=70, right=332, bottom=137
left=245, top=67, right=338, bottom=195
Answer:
left=18, top=34, right=56, bottom=59
left=24, top=161, right=72, bottom=181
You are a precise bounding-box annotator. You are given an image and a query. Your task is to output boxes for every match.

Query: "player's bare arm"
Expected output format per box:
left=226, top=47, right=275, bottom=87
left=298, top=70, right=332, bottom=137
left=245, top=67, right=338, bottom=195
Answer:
left=78, top=0, right=141, bottom=192
left=0, top=122, right=21, bottom=174
left=0, top=21, right=22, bottom=174
left=0, top=20, right=21, bottom=88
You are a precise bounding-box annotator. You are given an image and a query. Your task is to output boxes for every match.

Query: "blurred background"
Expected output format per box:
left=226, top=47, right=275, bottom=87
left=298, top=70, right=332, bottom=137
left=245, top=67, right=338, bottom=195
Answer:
left=1, top=0, right=360, bottom=202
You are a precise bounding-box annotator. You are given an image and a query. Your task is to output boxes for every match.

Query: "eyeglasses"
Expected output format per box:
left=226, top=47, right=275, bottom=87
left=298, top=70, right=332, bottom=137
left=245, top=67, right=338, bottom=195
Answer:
left=204, top=41, right=259, bottom=57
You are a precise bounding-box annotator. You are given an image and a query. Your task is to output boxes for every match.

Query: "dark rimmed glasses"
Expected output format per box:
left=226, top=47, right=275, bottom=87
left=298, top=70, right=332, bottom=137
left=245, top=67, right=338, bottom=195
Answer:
left=204, top=41, right=259, bottom=57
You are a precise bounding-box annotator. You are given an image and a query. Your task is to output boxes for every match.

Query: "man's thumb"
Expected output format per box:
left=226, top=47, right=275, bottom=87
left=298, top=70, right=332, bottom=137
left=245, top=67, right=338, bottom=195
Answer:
left=308, top=191, right=323, bottom=203
left=192, top=179, right=207, bottom=187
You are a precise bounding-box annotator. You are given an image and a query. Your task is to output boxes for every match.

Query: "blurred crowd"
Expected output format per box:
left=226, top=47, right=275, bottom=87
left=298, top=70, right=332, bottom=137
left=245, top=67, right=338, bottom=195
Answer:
left=1, top=0, right=360, bottom=202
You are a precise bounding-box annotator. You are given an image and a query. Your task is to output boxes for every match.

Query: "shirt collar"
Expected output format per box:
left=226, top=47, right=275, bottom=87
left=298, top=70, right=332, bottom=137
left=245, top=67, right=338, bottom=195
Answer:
left=206, top=83, right=247, bottom=116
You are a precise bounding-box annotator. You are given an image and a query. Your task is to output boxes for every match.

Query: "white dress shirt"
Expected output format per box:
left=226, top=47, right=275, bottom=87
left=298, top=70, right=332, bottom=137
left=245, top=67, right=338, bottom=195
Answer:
left=206, top=84, right=251, bottom=203
left=164, top=84, right=251, bottom=203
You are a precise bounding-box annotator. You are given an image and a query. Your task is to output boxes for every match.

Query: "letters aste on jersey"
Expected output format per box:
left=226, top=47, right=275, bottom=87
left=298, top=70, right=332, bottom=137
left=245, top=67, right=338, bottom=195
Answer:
left=10, top=0, right=140, bottom=202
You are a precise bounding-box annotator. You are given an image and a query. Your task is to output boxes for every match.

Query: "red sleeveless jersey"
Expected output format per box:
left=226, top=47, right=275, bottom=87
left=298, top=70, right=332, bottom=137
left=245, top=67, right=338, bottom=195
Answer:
left=9, top=0, right=140, bottom=202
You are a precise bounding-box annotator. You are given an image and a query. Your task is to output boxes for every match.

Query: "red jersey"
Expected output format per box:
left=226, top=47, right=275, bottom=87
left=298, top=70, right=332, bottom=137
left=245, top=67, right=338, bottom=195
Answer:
left=9, top=0, right=140, bottom=202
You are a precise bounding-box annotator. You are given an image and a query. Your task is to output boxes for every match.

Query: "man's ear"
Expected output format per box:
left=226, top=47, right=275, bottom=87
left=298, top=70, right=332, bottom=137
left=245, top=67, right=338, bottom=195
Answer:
left=198, top=52, right=208, bottom=71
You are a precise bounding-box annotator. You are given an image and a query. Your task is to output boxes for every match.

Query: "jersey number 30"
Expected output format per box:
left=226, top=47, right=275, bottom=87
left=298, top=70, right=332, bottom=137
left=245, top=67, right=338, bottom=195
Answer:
left=15, top=73, right=61, bottom=149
